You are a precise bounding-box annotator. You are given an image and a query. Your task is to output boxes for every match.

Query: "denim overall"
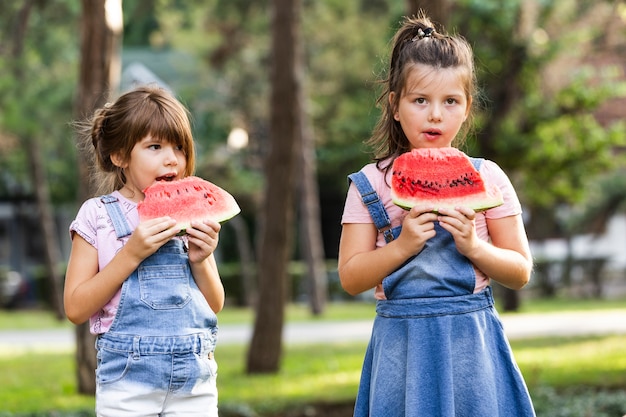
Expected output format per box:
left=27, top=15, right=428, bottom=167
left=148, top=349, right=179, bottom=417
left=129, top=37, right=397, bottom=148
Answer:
left=348, top=162, right=535, bottom=417
left=95, top=195, right=219, bottom=416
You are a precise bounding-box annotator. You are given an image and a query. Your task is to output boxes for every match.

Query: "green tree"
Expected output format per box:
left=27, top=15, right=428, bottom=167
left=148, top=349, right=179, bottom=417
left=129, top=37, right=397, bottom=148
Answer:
left=0, top=1, right=79, bottom=318
left=451, top=0, right=626, bottom=225
left=452, top=0, right=626, bottom=306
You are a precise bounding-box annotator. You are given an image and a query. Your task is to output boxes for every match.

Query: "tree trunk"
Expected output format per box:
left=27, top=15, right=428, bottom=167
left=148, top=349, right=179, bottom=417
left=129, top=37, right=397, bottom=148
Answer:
left=7, top=1, right=65, bottom=320
left=25, top=140, right=65, bottom=319
left=228, top=216, right=256, bottom=307
left=246, top=0, right=302, bottom=374
left=73, top=0, right=122, bottom=395
left=406, top=0, right=451, bottom=25
left=299, top=92, right=327, bottom=316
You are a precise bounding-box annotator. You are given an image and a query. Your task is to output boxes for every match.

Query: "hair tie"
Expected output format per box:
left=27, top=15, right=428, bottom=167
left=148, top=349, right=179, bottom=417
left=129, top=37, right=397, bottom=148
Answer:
left=411, top=27, right=434, bottom=42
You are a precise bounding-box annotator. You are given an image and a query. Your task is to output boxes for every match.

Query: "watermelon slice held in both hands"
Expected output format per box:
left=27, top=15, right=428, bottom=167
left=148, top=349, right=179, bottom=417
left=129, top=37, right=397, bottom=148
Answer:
left=391, top=147, right=504, bottom=212
left=138, top=176, right=241, bottom=234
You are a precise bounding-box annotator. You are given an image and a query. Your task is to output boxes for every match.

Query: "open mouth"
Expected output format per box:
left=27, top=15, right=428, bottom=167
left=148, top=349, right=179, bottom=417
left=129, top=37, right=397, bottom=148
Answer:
left=156, top=175, right=176, bottom=182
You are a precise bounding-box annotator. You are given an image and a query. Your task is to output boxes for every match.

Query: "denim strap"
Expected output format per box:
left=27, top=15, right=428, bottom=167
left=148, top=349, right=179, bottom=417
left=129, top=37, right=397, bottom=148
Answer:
left=348, top=171, right=395, bottom=243
left=470, top=157, right=483, bottom=170
left=100, top=194, right=133, bottom=239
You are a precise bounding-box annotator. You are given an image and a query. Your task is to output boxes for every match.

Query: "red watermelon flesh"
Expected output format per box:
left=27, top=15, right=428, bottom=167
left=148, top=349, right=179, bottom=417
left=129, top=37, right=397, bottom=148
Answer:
left=391, top=147, right=503, bottom=212
left=138, top=176, right=241, bottom=233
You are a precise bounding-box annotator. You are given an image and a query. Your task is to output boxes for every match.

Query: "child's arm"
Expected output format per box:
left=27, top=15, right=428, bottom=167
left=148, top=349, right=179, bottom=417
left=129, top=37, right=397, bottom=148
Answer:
left=438, top=206, right=532, bottom=290
left=338, top=205, right=439, bottom=296
left=63, top=217, right=179, bottom=324
left=185, top=219, right=225, bottom=313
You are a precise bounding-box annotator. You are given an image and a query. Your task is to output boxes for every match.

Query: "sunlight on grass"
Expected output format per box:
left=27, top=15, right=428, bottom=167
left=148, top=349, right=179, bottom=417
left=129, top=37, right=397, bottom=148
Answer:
left=513, top=335, right=626, bottom=389
left=2, top=297, right=625, bottom=330
left=0, top=353, right=94, bottom=412
left=0, top=302, right=378, bottom=330
left=507, top=296, right=626, bottom=314
left=2, top=300, right=626, bottom=414
left=0, top=309, right=71, bottom=330
left=217, top=343, right=365, bottom=412
left=2, top=335, right=626, bottom=414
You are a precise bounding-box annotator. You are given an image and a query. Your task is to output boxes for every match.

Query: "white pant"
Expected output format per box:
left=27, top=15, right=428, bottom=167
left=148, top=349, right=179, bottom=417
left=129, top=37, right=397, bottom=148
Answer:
left=96, top=358, right=218, bottom=417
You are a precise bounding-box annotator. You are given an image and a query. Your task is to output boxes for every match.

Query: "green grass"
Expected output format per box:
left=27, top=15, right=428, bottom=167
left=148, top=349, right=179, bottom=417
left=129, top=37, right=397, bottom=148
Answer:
left=0, top=301, right=378, bottom=330
left=0, top=309, right=72, bottom=330
left=0, top=352, right=93, bottom=412
left=2, top=295, right=626, bottom=330
left=217, top=343, right=365, bottom=413
left=1, top=334, right=626, bottom=414
left=1, top=297, right=626, bottom=414
left=510, top=296, right=626, bottom=314
left=513, top=334, right=626, bottom=389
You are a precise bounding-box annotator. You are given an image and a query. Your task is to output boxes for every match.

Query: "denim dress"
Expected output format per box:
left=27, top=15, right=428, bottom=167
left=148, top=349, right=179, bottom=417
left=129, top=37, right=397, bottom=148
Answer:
left=348, top=163, right=535, bottom=417
left=94, top=195, right=219, bottom=415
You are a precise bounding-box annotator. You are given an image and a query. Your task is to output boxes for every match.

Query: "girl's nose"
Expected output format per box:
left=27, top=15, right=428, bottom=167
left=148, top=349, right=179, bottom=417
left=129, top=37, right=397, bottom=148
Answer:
left=164, top=145, right=179, bottom=165
left=429, top=104, right=442, bottom=122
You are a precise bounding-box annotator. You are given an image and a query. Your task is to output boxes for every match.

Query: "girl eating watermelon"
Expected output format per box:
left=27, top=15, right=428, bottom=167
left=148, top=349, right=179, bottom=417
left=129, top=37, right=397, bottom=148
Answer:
left=338, top=12, right=536, bottom=417
left=65, top=86, right=224, bottom=416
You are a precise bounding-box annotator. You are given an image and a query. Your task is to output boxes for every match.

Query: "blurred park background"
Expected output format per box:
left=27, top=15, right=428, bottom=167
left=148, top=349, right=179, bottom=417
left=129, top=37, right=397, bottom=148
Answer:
left=1, top=0, right=626, bottom=416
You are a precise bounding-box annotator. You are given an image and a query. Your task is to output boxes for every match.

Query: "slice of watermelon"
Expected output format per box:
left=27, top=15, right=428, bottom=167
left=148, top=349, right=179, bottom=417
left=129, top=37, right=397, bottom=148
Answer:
left=391, top=147, right=503, bottom=212
left=138, top=176, right=241, bottom=233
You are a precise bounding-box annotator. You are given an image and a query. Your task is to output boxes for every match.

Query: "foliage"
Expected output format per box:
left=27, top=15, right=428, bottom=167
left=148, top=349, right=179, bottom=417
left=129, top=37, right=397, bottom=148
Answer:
left=1, top=0, right=625, bottom=239
left=0, top=1, right=80, bottom=204
left=452, top=0, right=626, bottom=211
left=566, top=169, right=626, bottom=234
left=532, top=386, right=626, bottom=417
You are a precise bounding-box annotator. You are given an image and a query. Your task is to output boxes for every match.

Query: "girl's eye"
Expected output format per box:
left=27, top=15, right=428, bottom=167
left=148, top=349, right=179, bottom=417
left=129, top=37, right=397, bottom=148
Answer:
left=149, top=144, right=161, bottom=150
left=446, top=98, right=458, bottom=105
left=415, top=97, right=426, bottom=104
left=175, top=144, right=184, bottom=151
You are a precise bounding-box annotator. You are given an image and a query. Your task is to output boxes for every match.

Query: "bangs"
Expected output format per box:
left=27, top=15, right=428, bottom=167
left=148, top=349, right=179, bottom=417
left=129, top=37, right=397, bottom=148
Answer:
left=130, top=97, right=194, bottom=156
left=103, top=86, right=197, bottom=179
left=148, top=112, right=191, bottom=147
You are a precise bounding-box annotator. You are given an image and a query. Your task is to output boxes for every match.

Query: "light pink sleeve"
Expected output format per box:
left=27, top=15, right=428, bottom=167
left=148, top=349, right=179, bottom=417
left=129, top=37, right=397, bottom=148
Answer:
left=472, top=160, right=524, bottom=292
left=480, top=159, right=522, bottom=219
left=68, top=192, right=138, bottom=334
left=69, top=198, right=101, bottom=250
left=341, top=181, right=376, bottom=224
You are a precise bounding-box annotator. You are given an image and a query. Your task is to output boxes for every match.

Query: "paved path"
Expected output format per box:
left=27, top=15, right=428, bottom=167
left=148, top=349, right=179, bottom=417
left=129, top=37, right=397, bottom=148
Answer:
left=2, top=309, right=626, bottom=354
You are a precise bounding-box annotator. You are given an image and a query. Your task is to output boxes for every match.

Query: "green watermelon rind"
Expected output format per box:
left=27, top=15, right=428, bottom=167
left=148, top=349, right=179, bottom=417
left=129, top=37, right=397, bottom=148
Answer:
left=174, top=210, right=241, bottom=236
left=174, top=215, right=239, bottom=236
left=392, top=196, right=503, bottom=213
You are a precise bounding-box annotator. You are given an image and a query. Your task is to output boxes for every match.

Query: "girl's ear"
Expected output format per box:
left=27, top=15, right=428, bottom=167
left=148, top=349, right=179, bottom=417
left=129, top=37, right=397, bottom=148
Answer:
left=110, top=152, right=127, bottom=169
left=389, top=92, right=399, bottom=121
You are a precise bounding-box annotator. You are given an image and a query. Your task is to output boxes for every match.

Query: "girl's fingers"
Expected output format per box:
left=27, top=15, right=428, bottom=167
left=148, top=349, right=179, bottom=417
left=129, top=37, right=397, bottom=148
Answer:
left=437, top=206, right=475, bottom=221
left=409, top=205, right=435, bottom=217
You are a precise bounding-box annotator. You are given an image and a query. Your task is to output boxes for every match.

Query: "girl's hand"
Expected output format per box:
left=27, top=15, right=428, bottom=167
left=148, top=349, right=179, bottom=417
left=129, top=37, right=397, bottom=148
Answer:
left=436, top=206, right=478, bottom=256
left=396, top=205, right=439, bottom=257
left=64, top=216, right=179, bottom=324
left=186, top=219, right=221, bottom=264
left=438, top=208, right=533, bottom=290
left=124, top=217, right=179, bottom=262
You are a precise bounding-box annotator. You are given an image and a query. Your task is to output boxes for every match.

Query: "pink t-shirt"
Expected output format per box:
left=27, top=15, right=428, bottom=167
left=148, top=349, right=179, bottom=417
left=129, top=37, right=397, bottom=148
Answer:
left=341, top=158, right=522, bottom=299
left=69, top=191, right=185, bottom=334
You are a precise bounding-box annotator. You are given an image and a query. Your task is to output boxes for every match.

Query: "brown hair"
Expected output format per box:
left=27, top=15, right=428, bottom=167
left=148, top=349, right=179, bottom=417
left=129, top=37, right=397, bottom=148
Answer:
left=77, top=85, right=196, bottom=196
left=367, top=12, right=477, bottom=171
